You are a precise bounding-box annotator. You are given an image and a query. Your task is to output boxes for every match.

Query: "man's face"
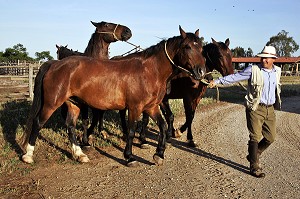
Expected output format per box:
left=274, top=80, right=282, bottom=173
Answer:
left=261, top=57, right=276, bottom=69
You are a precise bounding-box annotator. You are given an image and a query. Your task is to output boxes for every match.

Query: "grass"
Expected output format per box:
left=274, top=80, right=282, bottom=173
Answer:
left=0, top=75, right=300, bottom=180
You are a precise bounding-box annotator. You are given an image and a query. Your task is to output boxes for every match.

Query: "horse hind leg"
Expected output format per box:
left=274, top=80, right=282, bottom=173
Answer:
left=66, top=102, right=89, bottom=163
left=22, top=106, right=56, bottom=164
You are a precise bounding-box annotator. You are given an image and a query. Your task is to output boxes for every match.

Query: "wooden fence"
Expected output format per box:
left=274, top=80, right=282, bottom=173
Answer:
left=0, top=63, right=40, bottom=103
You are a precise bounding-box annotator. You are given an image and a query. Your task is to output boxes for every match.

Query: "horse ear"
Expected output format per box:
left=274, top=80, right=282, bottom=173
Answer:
left=65, top=44, right=68, bottom=48
left=195, top=29, right=199, bottom=37
left=56, top=44, right=59, bottom=49
left=179, top=25, right=187, bottom=38
left=91, top=21, right=98, bottom=27
left=211, top=38, right=218, bottom=45
left=225, top=38, right=230, bottom=47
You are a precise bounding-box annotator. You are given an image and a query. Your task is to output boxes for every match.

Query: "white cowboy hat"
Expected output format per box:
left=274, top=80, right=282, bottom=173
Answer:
left=256, top=46, right=278, bottom=58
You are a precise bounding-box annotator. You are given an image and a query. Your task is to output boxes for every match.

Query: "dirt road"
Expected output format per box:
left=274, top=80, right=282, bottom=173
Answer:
left=2, top=97, right=300, bottom=198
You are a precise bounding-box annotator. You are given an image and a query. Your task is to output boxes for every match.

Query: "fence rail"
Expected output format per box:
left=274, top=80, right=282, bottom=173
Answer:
left=0, top=64, right=40, bottom=103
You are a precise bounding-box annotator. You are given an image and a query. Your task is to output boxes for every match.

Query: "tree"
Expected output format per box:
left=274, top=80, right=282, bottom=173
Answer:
left=2, top=43, right=33, bottom=61
left=231, top=46, right=246, bottom=57
left=35, top=51, right=54, bottom=62
left=266, top=30, right=299, bottom=57
left=245, top=47, right=253, bottom=57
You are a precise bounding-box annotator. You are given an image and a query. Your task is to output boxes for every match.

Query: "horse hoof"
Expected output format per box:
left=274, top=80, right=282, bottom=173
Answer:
left=153, top=154, right=164, bottom=166
left=127, top=160, right=139, bottom=167
left=140, top=143, right=150, bottom=149
left=22, top=155, right=34, bottom=164
left=187, top=140, right=198, bottom=148
left=174, top=129, right=183, bottom=138
left=78, top=155, right=90, bottom=163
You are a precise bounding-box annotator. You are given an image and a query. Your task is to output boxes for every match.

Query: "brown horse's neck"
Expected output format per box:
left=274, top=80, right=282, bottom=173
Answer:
left=84, top=33, right=110, bottom=59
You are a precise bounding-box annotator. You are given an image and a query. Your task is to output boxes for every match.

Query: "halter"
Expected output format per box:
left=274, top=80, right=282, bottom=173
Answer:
left=97, top=24, right=119, bottom=40
left=164, top=41, right=194, bottom=77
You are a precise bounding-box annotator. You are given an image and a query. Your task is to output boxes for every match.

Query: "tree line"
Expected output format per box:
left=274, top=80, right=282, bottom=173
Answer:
left=0, top=30, right=298, bottom=64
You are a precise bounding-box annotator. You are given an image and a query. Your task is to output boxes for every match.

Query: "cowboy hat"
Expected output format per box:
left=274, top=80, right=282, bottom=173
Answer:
left=257, top=46, right=278, bottom=58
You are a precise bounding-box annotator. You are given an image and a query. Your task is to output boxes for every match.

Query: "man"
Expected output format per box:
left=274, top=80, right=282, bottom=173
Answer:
left=209, top=46, right=281, bottom=178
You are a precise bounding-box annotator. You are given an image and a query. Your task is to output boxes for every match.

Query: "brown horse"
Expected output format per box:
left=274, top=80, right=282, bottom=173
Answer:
left=21, top=26, right=207, bottom=167
left=56, top=21, right=132, bottom=143
left=138, top=38, right=234, bottom=148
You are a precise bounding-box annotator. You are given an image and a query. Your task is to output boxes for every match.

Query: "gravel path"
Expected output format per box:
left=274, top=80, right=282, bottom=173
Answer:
left=2, top=97, right=300, bottom=198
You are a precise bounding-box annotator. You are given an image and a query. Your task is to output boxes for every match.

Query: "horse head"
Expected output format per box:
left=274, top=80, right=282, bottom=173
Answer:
left=169, top=26, right=206, bottom=80
left=56, top=44, right=83, bottom=60
left=208, top=38, right=234, bottom=76
left=91, top=21, right=132, bottom=43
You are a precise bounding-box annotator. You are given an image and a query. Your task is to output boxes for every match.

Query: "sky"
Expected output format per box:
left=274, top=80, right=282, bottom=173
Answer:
left=1, top=0, right=300, bottom=59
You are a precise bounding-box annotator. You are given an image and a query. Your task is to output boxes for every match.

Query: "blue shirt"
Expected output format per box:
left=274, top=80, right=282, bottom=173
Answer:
left=215, top=64, right=278, bottom=105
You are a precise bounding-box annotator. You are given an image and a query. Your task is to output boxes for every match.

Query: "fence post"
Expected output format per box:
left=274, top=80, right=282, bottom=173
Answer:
left=29, top=65, right=33, bottom=100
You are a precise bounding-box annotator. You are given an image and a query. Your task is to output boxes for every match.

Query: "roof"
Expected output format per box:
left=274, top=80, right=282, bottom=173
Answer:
left=232, top=57, right=300, bottom=64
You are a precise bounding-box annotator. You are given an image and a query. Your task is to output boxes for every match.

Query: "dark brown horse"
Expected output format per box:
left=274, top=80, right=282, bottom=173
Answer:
left=56, top=21, right=132, bottom=143
left=56, top=44, right=84, bottom=60
left=21, top=26, right=207, bottom=167
left=138, top=38, right=234, bottom=148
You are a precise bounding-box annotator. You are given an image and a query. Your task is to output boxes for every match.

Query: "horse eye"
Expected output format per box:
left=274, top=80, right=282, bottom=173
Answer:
left=185, top=45, right=191, bottom=50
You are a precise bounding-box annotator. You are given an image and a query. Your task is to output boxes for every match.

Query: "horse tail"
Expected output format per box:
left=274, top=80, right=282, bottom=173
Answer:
left=21, top=60, right=56, bottom=148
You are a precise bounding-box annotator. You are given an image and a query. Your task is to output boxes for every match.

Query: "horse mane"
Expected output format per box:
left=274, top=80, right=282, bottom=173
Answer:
left=83, top=31, right=108, bottom=58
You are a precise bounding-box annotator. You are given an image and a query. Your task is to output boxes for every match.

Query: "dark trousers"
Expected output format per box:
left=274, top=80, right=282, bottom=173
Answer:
left=246, top=104, right=276, bottom=143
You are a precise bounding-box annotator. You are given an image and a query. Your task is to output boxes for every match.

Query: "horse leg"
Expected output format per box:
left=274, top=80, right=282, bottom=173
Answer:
left=160, top=100, right=175, bottom=140
left=83, top=108, right=103, bottom=146
left=22, top=106, right=56, bottom=164
left=138, top=112, right=150, bottom=149
left=66, top=101, right=89, bottom=163
left=81, top=104, right=89, bottom=141
left=119, top=109, right=128, bottom=140
left=124, top=110, right=139, bottom=167
left=182, top=98, right=198, bottom=147
left=146, top=106, right=167, bottom=166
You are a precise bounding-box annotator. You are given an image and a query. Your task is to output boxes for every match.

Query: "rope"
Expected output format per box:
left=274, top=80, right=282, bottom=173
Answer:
left=164, top=41, right=194, bottom=77
left=97, top=24, right=119, bottom=40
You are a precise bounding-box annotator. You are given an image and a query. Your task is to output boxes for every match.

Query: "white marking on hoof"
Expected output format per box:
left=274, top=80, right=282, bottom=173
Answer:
left=153, top=154, right=164, bottom=166
left=174, top=129, right=183, bottom=138
left=72, top=144, right=89, bottom=163
left=22, top=144, right=35, bottom=164
left=22, top=154, right=34, bottom=164
left=78, top=155, right=90, bottom=163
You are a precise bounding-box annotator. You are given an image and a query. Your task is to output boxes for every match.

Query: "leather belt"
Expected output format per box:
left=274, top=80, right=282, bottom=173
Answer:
left=259, top=103, right=273, bottom=108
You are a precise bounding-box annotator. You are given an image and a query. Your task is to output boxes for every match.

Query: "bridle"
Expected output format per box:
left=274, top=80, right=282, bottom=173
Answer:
left=164, top=41, right=213, bottom=84
left=97, top=24, right=144, bottom=52
left=97, top=24, right=119, bottom=40
left=164, top=41, right=194, bottom=77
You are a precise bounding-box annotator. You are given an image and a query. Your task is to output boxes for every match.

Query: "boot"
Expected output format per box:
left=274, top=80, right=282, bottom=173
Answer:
left=248, top=141, right=265, bottom=178
left=258, top=138, right=272, bottom=154
left=246, top=138, right=272, bottom=165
